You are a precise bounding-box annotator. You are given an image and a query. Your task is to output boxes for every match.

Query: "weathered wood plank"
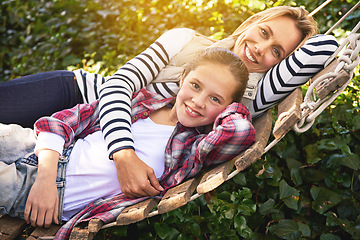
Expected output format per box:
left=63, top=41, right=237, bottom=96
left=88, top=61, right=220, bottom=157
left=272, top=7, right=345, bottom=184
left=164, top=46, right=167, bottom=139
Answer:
left=235, top=109, right=272, bottom=171
left=0, top=215, right=27, bottom=240
left=315, top=70, right=350, bottom=99
left=69, top=219, right=102, bottom=240
left=157, top=177, right=201, bottom=214
left=198, top=109, right=273, bottom=194
left=196, top=159, right=235, bottom=194
left=27, top=225, right=61, bottom=240
left=272, top=88, right=302, bottom=139
left=117, top=198, right=159, bottom=225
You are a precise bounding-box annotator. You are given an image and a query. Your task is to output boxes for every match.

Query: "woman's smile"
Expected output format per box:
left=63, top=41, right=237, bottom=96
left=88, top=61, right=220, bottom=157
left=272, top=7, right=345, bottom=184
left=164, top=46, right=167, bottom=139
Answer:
left=245, top=45, right=258, bottom=63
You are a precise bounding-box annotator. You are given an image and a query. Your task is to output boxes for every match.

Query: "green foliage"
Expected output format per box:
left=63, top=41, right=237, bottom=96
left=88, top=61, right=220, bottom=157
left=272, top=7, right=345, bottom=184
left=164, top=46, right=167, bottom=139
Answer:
left=1, top=0, right=360, bottom=239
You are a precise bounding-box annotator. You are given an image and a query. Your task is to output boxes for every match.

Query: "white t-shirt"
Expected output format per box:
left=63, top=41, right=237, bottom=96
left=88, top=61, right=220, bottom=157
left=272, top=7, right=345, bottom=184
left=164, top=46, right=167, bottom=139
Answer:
left=37, top=117, right=174, bottom=221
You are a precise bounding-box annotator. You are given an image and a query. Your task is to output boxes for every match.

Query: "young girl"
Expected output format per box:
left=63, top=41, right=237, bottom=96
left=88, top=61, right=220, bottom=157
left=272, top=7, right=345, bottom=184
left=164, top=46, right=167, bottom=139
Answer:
left=0, top=48, right=255, bottom=238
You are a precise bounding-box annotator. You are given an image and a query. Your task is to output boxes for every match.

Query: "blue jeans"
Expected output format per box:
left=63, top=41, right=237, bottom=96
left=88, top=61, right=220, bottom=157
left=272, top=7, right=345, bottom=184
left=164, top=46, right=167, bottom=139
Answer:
left=0, top=70, right=83, bottom=128
left=0, top=145, right=73, bottom=223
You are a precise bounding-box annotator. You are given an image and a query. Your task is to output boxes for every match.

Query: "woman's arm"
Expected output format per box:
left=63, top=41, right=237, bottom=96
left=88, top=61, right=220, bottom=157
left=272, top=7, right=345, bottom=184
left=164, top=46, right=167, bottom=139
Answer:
left=98, top=28, right=195, bottom=198
left=99, top=28, right=195, bottom=158
left=249, top=34, right=339, bottom=118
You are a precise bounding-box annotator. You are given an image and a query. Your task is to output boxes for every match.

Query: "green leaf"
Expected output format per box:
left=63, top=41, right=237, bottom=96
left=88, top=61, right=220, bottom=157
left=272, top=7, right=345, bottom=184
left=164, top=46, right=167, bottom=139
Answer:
left=259, top=199, right=275, bottom=216
left=291, top=168, right=303, bottom=186
left=320, top=233, right=341, bottom=240
left=238, top=187, right=252, bottom=199
left=304, top=143, right=322, bottom=164
left=234, top=215, right=253, bottom=238
left=310, top=187, right=342, bottom=214
left=237, top=199, right=256, bottom=216
left=340, top=153, right=360, bottom=170
left=233, top=172, right=246, bottom=185
left=279, top=180, right=300, bottom=210
left=268, top=219, right=310, bottom=239
left=154, top=222, right=180, bottom=240
left=189, top=222, right=201, bottom=237
left=318, top=139, right=337, bottom=151
left=353, top=115, right=360, bottom=130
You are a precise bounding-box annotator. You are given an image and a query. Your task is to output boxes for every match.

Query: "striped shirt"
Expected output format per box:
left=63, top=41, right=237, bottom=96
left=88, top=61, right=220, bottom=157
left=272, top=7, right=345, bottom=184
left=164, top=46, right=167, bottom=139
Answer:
left=73, top=28, right=338, bottom=158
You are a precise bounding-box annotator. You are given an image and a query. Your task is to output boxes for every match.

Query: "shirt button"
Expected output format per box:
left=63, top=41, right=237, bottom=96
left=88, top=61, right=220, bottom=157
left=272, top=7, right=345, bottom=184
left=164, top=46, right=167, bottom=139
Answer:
left=143, top=112, right=149, bottom=117
left=248, top=92, right=252, bottom=97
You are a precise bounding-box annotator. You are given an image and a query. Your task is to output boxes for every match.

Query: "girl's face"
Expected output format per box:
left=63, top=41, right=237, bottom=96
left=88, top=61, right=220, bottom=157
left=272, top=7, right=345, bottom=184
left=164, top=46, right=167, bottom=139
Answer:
left=172, top=63, right=237, bottom=128
left=233, top=16, right=302, bottom=73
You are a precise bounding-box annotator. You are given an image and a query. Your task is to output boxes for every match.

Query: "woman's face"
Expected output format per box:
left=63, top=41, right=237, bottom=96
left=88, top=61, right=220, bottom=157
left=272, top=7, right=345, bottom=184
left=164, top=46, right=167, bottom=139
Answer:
left=233, top=16, right=303, bottom=73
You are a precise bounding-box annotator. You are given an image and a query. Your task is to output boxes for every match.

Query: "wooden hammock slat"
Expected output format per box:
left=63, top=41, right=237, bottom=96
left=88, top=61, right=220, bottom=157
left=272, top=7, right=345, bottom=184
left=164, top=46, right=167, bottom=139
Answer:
left=157, top=176, right=202, bottom=214
left=69, top=219, right=102, bottom=240
left=314, top=60, right=350, bottom=99
left=273, top=88, right=303, bottom=139
left=27, top=225, right=61, bottom=240
left=235, top=109, right=272, bottom=171
left=116, top=198, right=159, bottom=225
left=196, top=158, right=236, bottom=194
left=197, top=108, right=273, bottom=194
left=0, top=215, right=27, bottom=240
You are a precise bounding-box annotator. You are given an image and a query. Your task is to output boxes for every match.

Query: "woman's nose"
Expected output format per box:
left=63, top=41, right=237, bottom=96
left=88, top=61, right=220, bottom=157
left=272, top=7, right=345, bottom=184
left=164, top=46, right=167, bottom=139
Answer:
left=254, top=42, right=270, bottom=56
left=254, top=44, right=263, bottom=56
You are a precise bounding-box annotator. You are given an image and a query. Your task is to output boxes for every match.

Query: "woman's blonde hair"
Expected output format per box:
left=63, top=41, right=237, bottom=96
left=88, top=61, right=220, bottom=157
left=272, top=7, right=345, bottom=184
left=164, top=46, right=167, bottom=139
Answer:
left=230, top=6, right=319, bottom=54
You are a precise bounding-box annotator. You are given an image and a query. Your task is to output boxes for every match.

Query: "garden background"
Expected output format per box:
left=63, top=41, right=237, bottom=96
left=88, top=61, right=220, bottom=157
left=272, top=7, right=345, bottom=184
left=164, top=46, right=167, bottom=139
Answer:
left=1, top=0, right=359, bottom=239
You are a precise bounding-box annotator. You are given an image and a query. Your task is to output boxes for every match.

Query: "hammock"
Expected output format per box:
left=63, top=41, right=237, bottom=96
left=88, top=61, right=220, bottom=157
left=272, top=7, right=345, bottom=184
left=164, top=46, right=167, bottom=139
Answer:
left=1, top=1, right=359, bottom=239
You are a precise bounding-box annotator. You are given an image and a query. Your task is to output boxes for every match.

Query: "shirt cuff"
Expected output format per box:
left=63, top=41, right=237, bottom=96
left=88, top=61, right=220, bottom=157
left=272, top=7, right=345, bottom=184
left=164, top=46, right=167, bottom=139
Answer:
left=35, top=132, right=65, bottom=155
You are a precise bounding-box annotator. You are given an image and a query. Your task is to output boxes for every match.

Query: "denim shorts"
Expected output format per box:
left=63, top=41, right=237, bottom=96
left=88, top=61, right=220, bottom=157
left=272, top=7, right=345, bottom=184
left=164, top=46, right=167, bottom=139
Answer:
left=0, top=145, right=73, bottom=223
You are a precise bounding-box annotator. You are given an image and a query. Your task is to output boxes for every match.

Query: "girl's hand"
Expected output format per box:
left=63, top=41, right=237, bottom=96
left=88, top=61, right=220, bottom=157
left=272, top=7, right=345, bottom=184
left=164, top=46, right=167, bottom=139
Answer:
left=24, top=149, right=60, bottom=227
left=113, top=149, right=164, bottom=198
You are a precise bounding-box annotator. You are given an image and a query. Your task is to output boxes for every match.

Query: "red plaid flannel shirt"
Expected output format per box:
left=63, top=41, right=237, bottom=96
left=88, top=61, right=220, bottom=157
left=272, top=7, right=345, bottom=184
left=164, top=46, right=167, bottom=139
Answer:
left=34, top=88, right=255, bottom=239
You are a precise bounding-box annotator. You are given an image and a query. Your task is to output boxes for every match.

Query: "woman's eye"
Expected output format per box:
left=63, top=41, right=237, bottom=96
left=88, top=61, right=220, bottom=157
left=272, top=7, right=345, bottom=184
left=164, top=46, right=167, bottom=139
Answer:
left=273, top=48, right=281, bottom=58
left=261, top=28, right=268, bottom=38
left=192, top=83, right=200, bottom=90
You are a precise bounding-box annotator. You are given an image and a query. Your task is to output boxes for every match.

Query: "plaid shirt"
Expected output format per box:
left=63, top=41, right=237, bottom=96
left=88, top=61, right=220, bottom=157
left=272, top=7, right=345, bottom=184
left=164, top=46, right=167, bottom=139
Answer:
left=34, top=88, right=255, bottom=239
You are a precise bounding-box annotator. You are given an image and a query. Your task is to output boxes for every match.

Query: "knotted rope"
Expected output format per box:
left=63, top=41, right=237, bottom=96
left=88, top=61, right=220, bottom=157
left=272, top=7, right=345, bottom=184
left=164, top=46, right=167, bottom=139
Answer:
left=294, top=30, right=360, bottom=133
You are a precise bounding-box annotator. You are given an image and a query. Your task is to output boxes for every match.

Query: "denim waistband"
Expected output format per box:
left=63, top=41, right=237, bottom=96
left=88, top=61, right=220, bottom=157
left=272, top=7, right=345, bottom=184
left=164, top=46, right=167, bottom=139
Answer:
left=57, top=145, right=74, bottom=223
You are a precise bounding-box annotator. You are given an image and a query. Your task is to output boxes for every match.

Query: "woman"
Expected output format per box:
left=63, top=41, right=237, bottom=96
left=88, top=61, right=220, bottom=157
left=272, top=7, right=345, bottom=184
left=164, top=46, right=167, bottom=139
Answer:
left=0, top=6, right=337, bottom=198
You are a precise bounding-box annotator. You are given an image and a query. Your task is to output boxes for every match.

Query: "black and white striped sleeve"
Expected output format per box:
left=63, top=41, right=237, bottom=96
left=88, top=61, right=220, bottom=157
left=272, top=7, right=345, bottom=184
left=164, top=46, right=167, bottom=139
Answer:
left=248, top=34, right=339, bottom=118
left=98, top=28, right=195, bottom=158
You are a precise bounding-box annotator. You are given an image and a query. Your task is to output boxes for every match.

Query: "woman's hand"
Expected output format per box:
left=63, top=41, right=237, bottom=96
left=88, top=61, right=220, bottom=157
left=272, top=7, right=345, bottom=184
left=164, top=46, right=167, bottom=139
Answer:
left=24, top=149, right=60, bottom=227
left=113, top=149, right=164, bottom=198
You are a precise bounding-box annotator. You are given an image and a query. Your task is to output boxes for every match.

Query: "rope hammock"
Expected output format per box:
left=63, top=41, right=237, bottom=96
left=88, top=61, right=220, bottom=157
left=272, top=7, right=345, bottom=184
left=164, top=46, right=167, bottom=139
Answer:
left=1, top=1, right=359, bottom=239
left=101, top=0, right=360, bottom=230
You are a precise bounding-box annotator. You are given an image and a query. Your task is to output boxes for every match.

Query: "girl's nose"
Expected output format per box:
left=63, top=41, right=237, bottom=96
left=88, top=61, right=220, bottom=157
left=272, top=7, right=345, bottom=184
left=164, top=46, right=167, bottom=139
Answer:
left=192, top=95, right=206, bottom=108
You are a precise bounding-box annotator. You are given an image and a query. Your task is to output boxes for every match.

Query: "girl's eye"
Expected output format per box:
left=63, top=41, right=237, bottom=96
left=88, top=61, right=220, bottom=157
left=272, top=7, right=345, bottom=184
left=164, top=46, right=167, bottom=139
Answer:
left=210, top=96, right=220, bottom=103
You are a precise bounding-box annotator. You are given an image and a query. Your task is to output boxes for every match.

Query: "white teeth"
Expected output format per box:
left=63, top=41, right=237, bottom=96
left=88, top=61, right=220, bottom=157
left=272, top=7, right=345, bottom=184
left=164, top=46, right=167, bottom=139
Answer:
left=245, top=46, right=256, bottom=63
left=187, top=106, right=201, bottom=116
